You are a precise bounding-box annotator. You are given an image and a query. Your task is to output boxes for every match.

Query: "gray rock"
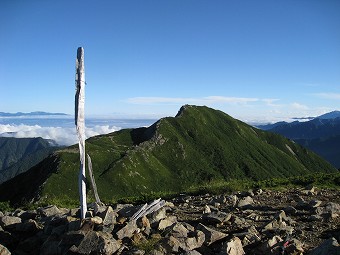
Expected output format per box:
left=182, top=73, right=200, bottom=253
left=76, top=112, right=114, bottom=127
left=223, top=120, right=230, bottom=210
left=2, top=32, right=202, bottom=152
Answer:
left=12, top=208, right=25, bottom=217
left=0, top=243, right=11, bottom=255
left=309, top=200, right=322, bottom=208
left=284, top=205, right=298, bottom=215
left=158, top=215, right=177, bottom=230
left=240, top=226, right=261, bottom=246
left=0, top=215, right=21, bottom=228
left=197, top=223, right=228, bottom=245
left=115, top=220, right=139, bottom=239
left=325, top=202, right=340, bottom=215
left=115, top=204, right=138, bottom=218
left=257, top=235, right=283, bottom=254
left=15, top=219, right=41, bottom=233
left=38, top=205, right=62, bottom=217
left=40, top=238, right=64, bottom=255
left=219, top=237, right=245, bottom=255
left=170, top=222, right=189, bottom=238
left=228, top=195, right=238, bottom=207
left=308, top=237, right=340, bottom=255
left=202, top=212, right=231, bottom=224
left=72, top=230, right=121, bottom=255
left=93, top=202, right=108, bottom=215
left=203, top=205, right=211, bottom=214
left=148, top=207, right=167, bottom=226
left=236, top=196, right=253, bottom=209
left=58, top=230, right=87, bottom=252
left=19, top=210, right=38, bottom=220
left=182, top=230, right=205, bottom=251
left=99, top=205, right=117, bottom=226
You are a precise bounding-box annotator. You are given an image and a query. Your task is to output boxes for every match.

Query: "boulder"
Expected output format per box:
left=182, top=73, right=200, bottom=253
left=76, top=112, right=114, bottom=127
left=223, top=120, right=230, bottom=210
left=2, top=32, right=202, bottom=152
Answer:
left=148, top=207, right=167, bottom=226
left=240, top=226, right=261, bottom=246
left=0, top=215, right=21, bottom=229
left=38, top=205, right=62, bottom=217
left=219, top=237, right=245, bottom=255
left=202, top=212, right=231, bottom=224
left=183, top=230, right=205, bottom=251
left=70, top=230, right=121, bottom=255
left=15, top=219, right=41, bottom=233
left=19, top=210, right=38, bottom=220
left=99, top=205, right=118, bottom=227
left=115, top=220, right=139, bottom=240
left=0, top=243, right=11, bottom=255
left=308, top=237, right=340, bottom=255
left=158, top=216, right=177, bottom=230
left=236, top=196, right=253, bottom=209
left=197, top=223, right=228, bottom=245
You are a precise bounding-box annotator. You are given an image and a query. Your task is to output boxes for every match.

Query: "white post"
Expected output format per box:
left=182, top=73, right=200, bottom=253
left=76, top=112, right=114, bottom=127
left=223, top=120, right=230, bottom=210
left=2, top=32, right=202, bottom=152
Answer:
left=75, top=47, right=87, bottom=219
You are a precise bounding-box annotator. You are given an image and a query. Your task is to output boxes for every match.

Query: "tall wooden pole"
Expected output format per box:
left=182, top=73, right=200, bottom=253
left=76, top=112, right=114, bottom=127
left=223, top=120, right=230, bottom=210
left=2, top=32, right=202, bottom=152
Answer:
left=75, top=47, right=87, bottom=219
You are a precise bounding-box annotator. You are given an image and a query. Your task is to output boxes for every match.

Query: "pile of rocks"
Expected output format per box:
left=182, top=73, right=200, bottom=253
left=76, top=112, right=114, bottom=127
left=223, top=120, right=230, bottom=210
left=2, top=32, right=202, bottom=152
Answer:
left=0, top=187, right=339, bottom=254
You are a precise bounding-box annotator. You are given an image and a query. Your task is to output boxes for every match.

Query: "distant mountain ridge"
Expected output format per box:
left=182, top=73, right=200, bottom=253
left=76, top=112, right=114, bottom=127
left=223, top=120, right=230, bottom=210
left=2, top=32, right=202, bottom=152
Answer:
left=257, top=110, right=340, bottom=168
left=0, top=105, right=336, bottom=206
left=316, top=110, right=340, bottom=120
left=0, top=111, right=68, bottom=117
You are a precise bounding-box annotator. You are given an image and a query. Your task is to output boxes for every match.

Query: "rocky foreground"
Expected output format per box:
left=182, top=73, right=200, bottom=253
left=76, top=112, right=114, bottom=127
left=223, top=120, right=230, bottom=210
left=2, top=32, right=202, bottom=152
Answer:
left=0, top=187, right=339, bottom=255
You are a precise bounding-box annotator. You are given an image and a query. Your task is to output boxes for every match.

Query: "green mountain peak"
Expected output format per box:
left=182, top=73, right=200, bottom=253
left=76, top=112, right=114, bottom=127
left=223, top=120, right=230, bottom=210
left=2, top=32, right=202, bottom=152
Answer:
left=0, top=105, right=337, bottom=206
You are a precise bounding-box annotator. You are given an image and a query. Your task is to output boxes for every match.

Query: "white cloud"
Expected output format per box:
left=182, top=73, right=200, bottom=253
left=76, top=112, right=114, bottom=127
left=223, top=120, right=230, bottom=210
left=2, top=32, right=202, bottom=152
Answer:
left=261, top=98, right=281, bottom=106
left=290, top=102, right=309, bottom=110
left=0, top=124, right=119, bottom=146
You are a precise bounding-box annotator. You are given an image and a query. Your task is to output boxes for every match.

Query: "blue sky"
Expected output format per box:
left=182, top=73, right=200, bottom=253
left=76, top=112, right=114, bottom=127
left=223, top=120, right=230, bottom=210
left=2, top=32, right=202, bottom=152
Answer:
left=1, top=0, right=339, bottom=122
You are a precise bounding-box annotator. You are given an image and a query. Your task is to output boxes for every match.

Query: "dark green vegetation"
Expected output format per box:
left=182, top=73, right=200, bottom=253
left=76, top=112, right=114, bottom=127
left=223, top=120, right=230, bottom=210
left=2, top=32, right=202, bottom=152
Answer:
left=0, top=137, right=60, bottom=184
left=0, top=105, right=338, bottom=207
left=258, top=116, right=340, bottom=168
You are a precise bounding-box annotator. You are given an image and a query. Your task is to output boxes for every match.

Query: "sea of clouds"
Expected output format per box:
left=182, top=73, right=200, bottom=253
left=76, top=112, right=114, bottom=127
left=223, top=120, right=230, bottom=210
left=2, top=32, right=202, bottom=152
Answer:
left=0, top=123, right=120, bottom=146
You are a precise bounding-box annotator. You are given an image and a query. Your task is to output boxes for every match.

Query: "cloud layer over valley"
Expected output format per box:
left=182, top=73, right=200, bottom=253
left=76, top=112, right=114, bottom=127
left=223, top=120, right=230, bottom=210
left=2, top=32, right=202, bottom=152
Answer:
left=0, top=124, right=119, bottom=146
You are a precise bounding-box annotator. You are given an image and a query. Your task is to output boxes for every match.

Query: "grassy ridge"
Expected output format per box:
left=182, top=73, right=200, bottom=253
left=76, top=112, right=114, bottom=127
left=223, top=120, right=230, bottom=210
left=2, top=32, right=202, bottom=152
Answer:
left=0, top=105, right=337, bottom=206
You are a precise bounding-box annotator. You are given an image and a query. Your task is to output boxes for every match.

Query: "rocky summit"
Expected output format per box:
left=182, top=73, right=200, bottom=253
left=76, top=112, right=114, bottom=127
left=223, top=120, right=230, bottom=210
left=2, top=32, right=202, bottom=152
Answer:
left=0, top=187, right=339, bottom=255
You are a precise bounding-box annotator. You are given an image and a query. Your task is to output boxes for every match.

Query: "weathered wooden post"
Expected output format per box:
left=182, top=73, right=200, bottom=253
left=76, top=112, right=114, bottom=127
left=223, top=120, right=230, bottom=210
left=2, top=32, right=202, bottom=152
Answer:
left=75, top=47, right=87, bottom=219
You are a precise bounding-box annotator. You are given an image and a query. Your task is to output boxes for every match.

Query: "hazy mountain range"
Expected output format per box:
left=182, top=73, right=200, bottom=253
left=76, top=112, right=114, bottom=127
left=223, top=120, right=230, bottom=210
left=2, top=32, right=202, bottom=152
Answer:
left=0, top=111, right=68, bottom=117
left=257, top=110, right=340, bottom=168
left=0, top=105, right=336, bottom=206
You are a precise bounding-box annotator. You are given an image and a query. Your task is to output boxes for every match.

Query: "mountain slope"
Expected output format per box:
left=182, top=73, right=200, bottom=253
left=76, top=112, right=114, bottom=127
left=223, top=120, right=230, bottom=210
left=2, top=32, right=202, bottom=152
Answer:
left=0, top=105, right=337, bottom=205
left=0, top=137, right=59, bottom=184
left=295, top=135, right=340, bottom=169
left=257, top=114, right=340, bottom=168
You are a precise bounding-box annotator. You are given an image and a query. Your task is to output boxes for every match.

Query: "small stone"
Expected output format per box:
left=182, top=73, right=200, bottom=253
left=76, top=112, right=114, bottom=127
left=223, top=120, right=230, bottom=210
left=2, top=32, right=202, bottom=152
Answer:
left=203, top=205, right=211, bottom=214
